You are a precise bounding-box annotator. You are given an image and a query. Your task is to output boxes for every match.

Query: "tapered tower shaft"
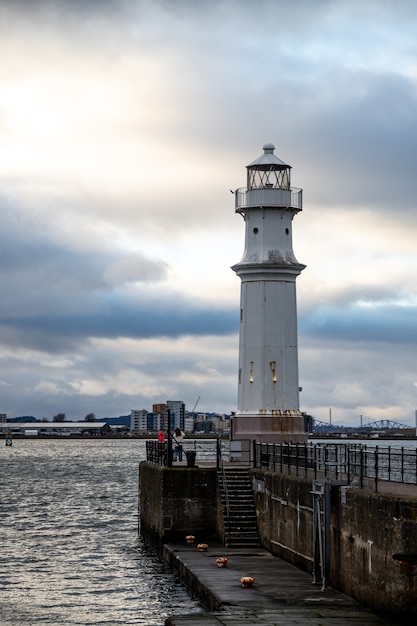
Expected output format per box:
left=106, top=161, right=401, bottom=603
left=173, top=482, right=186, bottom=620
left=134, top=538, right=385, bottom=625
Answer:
left=231, top=144, right=306, bottom=452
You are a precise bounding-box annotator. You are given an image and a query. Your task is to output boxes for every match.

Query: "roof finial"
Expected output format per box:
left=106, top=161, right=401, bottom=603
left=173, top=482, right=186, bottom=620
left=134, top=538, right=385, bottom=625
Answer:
left=263, top=143, right=275, bottom=154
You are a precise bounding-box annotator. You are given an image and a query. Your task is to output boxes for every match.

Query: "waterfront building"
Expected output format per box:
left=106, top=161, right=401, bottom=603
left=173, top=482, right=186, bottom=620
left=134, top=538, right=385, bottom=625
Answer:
left=167, top=400, right=185, bottom=431
left=130, top=409, right=163, bottom=433
left=130, top=409, right=148, bottom=433
left=184, top=417, right=194, bottom=433
left=231, top=143, right=307, bottom=457
left=152, top=403, right=168, bottom=431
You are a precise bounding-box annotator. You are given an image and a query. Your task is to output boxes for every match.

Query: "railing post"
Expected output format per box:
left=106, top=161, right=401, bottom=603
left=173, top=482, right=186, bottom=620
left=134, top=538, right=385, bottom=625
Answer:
left=374, top=446, right=379, bottom=492
left=347, top=446, right=351, bottom=483
left=323, top=480, right=331, bottom=589
left=253, top=439, right=257, bottom=468
left=401, top=447, right=405, bottom=482
left=388, top=446, right=391, bottom=481
left=167, top=409, right=172, bottom=468
left=415, top=449, right=417, bottom=485
left=295, top=442, right=299, bottom=476
left=304, top=442, right=308, bottom=478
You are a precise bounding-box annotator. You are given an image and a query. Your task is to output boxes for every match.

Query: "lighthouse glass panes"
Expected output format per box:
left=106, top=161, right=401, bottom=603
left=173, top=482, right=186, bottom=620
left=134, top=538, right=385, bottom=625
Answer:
left=246, top=143, right=291, bottom=190
left=247, top=163, right=290, bottom=190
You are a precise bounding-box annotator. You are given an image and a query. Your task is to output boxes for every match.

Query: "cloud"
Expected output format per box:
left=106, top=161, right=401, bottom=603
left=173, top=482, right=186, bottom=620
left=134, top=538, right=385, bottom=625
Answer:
left=0, top=334, right=239, bottom=419
left=301, top=303, right=417, bottom=344
left=0, top=193, right=236, bottom=356
left=0, top=0, right=416, bottom=426
left=102, top=253, right=169, bottom=286
left=299, top=336, right=417, bottom=426
left=1, top=298, right=237, bottom=348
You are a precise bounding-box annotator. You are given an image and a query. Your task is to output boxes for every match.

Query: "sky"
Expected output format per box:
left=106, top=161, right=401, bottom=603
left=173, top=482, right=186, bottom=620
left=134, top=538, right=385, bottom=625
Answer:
left=0, top=0, right=417, bottom=426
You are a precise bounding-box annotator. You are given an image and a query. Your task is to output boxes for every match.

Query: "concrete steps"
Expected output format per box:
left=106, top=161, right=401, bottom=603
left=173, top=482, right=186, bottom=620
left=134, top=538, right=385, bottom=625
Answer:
left=218, top=467, right=260, bottom=548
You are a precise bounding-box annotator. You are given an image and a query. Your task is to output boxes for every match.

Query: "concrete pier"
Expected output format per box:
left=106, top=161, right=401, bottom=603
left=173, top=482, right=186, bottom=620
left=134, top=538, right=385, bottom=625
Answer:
left=163, top=543, right=401, bottom=625
left=140, top=460, right=417, bottom=620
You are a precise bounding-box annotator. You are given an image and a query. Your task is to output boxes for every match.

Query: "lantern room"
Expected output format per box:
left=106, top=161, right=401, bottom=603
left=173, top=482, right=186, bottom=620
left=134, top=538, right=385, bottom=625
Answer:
left=246, top=143, right=291, bottom=190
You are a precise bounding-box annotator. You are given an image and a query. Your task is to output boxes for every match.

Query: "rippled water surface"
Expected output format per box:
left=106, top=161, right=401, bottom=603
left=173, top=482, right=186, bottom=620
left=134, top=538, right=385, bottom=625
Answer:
left=0, top=439, right=202, bottom=625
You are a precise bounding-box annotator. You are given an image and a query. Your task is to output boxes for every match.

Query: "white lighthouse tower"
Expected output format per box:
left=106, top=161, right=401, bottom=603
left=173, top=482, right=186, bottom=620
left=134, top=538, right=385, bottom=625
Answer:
left=231, top=143, right=306, bottom=456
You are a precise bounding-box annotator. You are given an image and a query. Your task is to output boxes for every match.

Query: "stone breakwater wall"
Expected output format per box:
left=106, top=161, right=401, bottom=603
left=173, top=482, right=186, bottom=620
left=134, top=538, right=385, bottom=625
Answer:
left=139, top=462, right=219, bottom=548
left=251, top=468, right=417, bottom=615
left=139, top=462, right=417, bottom=615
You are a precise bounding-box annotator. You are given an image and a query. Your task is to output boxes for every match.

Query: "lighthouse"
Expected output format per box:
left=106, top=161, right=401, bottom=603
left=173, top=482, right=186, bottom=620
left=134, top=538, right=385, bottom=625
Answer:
left=231, top=143, right=306, bottom=457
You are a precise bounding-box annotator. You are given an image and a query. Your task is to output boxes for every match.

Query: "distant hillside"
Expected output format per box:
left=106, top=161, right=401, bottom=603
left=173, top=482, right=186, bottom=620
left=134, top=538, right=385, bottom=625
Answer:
left=101, top=415, right=130, bottom=427
left=8, top=416, right=39, bottom=423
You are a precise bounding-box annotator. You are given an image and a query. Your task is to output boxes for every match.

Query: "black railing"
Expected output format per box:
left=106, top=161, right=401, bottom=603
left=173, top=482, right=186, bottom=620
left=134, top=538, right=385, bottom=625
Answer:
left=253, top=442, right=417, bottom=491
left=217, top=438, right=231, bottom=540
left=145, top=440, right=167, bottom=466
left=145, top=438, right=226, bottom=469
left=146, top=439, right=417, bottom=491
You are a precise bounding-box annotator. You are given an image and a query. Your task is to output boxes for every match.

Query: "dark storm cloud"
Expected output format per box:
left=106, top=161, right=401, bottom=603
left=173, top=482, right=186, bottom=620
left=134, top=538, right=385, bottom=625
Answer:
left=294, top=73, right=417, bottom=211
left=301, top=303, right=417, bottom=344
left=0, top=196, right=167, bottom=300
left=1, top=300, right=237, bottom=348
left=0, top=196, right=237, bottom=351
left=239, top=68, right=417, bottom=216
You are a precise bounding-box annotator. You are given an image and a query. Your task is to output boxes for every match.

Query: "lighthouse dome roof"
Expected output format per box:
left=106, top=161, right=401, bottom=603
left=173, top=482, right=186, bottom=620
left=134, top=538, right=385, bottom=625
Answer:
left=247, top=143, right=291, bottom=170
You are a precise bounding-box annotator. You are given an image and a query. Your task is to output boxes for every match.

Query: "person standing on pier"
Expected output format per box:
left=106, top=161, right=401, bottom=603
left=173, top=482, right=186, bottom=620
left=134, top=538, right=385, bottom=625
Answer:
left=173, top=428, right=184, bottom=461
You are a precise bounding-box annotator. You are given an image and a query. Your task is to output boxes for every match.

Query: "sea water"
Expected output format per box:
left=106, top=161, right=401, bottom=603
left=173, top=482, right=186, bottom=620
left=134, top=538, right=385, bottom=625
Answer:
left=0, top=438, right=202, bottom=625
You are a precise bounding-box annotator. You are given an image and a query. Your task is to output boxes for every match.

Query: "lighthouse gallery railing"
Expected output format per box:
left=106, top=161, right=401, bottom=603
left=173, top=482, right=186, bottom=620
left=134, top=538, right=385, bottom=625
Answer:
left=235, top=186, right=302, bottom=211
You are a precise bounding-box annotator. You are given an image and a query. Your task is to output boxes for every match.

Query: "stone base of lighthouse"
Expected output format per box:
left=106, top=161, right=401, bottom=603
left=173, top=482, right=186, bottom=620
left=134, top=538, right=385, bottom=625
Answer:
left=230, top=412, right=307, bottom=463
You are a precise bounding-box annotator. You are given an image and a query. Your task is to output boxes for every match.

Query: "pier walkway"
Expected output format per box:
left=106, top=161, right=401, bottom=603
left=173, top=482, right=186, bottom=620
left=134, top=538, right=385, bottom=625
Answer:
left=164, top=544, right=402, bottom=625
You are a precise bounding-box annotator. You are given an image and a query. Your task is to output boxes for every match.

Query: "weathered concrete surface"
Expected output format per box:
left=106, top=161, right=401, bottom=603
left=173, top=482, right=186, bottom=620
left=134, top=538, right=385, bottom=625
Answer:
left=139, top=462, right=218, bottom=546
left=333, top=488, right=417, bottom=613
left=140, top=462, right=417, bottom=617
left=251, top=469, right=417, bottom=615
left=164, top=544, right=402, bottom=625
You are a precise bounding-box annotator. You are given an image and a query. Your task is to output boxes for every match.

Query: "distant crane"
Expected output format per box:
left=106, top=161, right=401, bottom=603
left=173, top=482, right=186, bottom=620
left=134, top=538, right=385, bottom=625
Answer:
left=191, top=396, right=201, bottom=415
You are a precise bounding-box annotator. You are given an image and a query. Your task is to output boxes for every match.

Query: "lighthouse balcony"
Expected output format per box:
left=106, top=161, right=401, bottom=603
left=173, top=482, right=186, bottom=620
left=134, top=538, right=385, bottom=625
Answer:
left=235, top=187, right=302, bottom=212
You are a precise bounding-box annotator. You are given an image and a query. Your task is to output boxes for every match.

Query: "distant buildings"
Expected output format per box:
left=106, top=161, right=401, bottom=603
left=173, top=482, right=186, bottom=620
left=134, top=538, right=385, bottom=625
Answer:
left=131, top=401, right=185, bottom=434
left=0, top=421, right=111, bottom=436
left=152, top=403, right=168, bottom=430
left=167, top=400, right=185, bottom=430
left=130, top=402, right=231, bottom=435
left=0, top=406, right=232, bottom=437
left=130, top=409, right=150, bottom=432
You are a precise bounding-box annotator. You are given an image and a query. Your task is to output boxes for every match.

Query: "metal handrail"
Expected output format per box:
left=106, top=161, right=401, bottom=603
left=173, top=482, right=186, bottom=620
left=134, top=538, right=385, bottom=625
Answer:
left=145, top=437, right=225, bottom=467
left=145, top=440, right=167, bottom=466
left=235, top=186, right=302, bottom=211
left=253, top=441, right=417, bottom=492
left=218, top=452, right=231, bottom=541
